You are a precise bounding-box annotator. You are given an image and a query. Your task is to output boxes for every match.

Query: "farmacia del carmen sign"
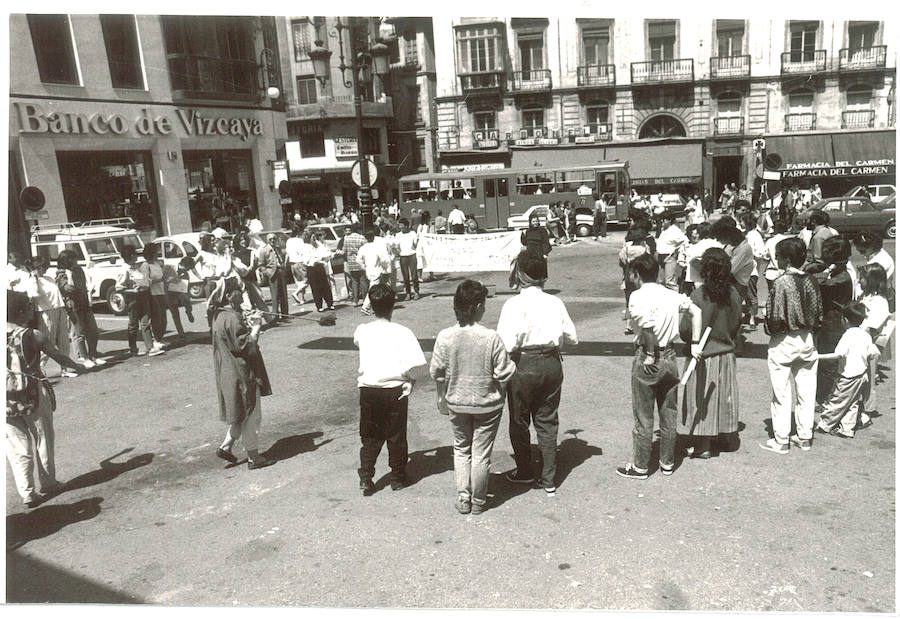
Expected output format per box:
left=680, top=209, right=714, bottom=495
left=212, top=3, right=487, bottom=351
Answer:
left=781, top=158, right=895, bottom=178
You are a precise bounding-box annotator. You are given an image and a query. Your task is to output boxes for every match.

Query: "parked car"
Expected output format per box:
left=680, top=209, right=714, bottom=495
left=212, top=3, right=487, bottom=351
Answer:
left=507, top=205, right=559, bottom=230
left=844, top=184, right=896, bottom=204
left=31, top=217, right=144, bottom=315
left=654, top=194, right=687, bottom=218
left=149, top=233, right=207, bottom=298
left=798, top=196, right=896, bottom=239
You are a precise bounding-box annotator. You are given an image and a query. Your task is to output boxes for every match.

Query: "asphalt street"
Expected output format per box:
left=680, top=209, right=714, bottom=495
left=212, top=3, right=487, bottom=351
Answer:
left=4, top=232, right=896, bottom=610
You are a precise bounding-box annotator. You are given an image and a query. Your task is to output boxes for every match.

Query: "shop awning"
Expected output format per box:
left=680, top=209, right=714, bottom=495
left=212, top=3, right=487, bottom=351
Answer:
left=766, top=134, right=835, bottom=171
left=767, top=130, right=895, bottom=179
left=509, top=140, right=703, bottom=184
left=832, top=131, right=895, bottom=167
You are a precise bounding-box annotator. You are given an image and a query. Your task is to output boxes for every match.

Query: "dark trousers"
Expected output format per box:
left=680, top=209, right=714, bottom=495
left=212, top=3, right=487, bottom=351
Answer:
left=593, top=215, right=607, bottom=238
left=506, top=351, right=563, bottom=487
left=399, top=255, right=419, bottom=295
left=69, top=305, right=99, bottom=359
left=127, top=290, right=153, bottom=353
left=148, top=294, right=167, bottom=342
left=631, top=349, right=680, bottom=470
left=268, top=269, right=289, bottom=318
left=166, top=292, right=185, bottom=336
left=307, top=263, right=333, bottom=311
left=347, top=269, right=367, bottom=305
left=358, top=386, right=408, bottom=481
left=451, top=223, right=465, bottom=234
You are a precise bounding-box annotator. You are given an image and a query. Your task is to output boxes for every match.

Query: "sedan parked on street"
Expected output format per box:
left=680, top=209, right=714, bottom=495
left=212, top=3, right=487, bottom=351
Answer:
left=798, top=196, right=896, bottom=239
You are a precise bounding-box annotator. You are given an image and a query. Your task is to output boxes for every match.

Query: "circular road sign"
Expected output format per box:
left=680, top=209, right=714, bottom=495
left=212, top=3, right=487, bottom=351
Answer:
left=351, top=157, right=378, bottom=187
left=19, top=186, right=45, bottom=212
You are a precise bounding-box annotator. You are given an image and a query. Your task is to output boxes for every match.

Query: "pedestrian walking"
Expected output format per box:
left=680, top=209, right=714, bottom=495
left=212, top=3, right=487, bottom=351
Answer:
left=678, top=248, right=742, bottom=459
left=30, top=257, right=72, bottom=375
left=615, top=254, right=703, bottom=480
left=396, top=218, right=420, bottom=301
left=285, top=226, right=310, bottom=305
left=416, top=211, right=432, bottom=282
left=858, top=264, right=891, bottom=425
left=342, top=223, right=368, bottom=307
left=815, top=302, right=878, bottom=439
left=743, top=213, right=767, bottom=325
left=760, top=237, right=823, bottom=454
left=211, top=279, right=274, bottom=470
left=353, top=283, right=426, bottom=495
left=656, top=211, right=688, bottom=291
left=496, top=251, right=578, bottom=495
left=139, top=244, right=169, bottom=352
left=357, top=230, right=392, bottom=316
left=6, top=290, right=85, bottom=508
left=814, top=237, right=854, bottom=404
left=232, top=232, right=269, bottom=314
left=258, top=233, right=289, bottom=324
left=306, top=231, right=336, bottom=312
left=55, top=249, right=105, bottom=367
left=117, top=247, right=156, bottom=357
left=593, top=193, right=608, bottom=239
left=430, top=280, right=517, bottom=515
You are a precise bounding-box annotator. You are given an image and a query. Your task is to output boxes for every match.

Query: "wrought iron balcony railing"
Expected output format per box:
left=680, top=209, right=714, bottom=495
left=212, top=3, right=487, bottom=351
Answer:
left=458, top=70, right=504, bottom=94
left=577, top=64, right=616, bottom=87
left=781, top=50, right=826, bottom=74
left=710, top=55, right=750, bottom=79
left=631, top=58, right=694, bottom=84
left=510, top=69, right=552, bottom=91
left=842, top=109, right=875, bottom=129
left=839, top=46, right=888, bottom=71
left=785, top=113, right=817, bottom=132
left=714, top=116, right=744, bottom=135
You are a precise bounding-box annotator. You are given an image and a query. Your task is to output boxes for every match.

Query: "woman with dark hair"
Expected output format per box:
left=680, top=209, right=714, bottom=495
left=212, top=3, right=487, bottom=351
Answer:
left=232, top=232, right=269, bottom=314
left=678, top=247, right=743, bottom=459
left=139, top=244, right=169, bottom=354
left=416, top=210, right=432, bottom=282
left=430, top=279, right=516, bottom=514
left=814, top=236, right=854, bottom=403
left=210, top=278, right=274, bottom=470
left=306, top=231, right=336, bottom=312
left=55, top=250, right=104, bottom=367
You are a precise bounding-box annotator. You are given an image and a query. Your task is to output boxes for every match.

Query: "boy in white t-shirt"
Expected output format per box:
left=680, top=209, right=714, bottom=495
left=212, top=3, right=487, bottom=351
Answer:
left=353, top=283, right=426, bottom=495
left=815, top=302, right=879, bottom=439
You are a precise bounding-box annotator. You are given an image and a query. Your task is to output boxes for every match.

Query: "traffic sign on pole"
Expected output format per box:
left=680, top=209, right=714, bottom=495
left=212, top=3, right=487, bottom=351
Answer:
left=351, top=157, right=378, bottom=187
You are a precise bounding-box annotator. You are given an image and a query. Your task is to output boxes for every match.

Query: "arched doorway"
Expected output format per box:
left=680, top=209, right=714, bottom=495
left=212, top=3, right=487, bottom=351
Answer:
left=638, top=114, right=687, bottom=139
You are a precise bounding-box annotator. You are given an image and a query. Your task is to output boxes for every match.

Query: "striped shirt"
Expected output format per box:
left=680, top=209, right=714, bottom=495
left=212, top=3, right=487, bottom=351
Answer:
left=342, top=232, right=367, bottom=272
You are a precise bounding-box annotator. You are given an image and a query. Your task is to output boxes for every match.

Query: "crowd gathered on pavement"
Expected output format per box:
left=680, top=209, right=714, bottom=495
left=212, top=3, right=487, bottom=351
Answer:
left=5, top=182, right=896, bottom=516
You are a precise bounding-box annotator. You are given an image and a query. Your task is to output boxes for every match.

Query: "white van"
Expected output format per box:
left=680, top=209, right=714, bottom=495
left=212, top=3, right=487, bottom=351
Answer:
left=30, top=218, right=145, bottom=315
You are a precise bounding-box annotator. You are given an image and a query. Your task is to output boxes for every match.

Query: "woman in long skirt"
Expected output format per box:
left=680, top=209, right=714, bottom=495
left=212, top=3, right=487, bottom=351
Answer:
left=678, top=247, right=743, bottom=458
left=210, top=278, right=274, bottom=470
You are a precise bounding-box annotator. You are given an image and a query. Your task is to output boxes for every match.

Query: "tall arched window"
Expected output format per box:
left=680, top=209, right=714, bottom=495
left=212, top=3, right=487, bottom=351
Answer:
left=638, top=114, right=686, bottom=139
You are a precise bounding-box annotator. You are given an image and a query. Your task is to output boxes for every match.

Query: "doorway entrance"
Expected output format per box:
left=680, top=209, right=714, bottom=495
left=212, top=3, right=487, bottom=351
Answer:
left=712, top=155, right=743, bottom=198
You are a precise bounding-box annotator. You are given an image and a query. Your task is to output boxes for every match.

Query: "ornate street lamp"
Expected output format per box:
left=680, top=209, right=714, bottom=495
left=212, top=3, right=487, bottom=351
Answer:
left=307, top=17, right=391, bottom=234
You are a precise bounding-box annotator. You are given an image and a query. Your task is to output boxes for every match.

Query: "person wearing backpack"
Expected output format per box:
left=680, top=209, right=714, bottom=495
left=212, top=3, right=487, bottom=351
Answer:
left=6, top=290, right=85, bottom=508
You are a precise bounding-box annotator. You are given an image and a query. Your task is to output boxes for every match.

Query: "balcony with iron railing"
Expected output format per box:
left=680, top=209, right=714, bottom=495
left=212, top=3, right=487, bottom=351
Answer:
left=781, top=50, right=826, bottom=74
left=167, top=53, right=258, bottom=101
left=710, top=55, right=750, bottom=80
left=510, top=69, right=552, bottom=92
left=842, top=109, right=876, bottom=129
left=839, top=46, right=888, bottom=71
left=714, top=116, right=744, bottom=135
left=631, top=58, right=694, bottom=85
left=285, top=94, right=394, bottom=121
left=577, top=64, right=616, bottom=88
left=458, top=70, right=504, bottom=95
left=516, top=126, right=550, bottom=139
left=785, top=113, right=817, bottom=132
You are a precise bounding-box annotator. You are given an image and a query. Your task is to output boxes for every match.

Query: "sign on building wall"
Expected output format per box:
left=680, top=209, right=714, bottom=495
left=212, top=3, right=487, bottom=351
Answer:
left=13, top=103, right=264, bottom=142
left=334, top=136, right=359, bottom=157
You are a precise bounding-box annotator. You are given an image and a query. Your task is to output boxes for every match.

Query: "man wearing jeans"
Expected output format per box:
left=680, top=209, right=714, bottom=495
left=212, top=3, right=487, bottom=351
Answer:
left=497, top=252, right=578, bottom=495
left=655, top=212, right=688, bottom=291
left=341, top=223, right=368, bottom=307
left=395, top=218, right=420, bottom=301
left=616, top=254, right=703, bottom=480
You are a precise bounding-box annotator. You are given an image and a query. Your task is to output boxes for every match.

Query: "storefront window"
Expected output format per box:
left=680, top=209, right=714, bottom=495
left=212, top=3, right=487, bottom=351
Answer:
left=183, top=150, right=257, bottom=232
left=56, top=150, right=161, bottom=234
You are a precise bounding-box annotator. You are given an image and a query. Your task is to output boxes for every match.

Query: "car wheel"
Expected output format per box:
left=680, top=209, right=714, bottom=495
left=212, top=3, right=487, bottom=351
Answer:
left=107, top=287, right=127, bottom=316
left=576, top=223, right=593, bottom=237
left=885, top=221, right=896, bottom=239
left=189, top=282, right=206, bottom=299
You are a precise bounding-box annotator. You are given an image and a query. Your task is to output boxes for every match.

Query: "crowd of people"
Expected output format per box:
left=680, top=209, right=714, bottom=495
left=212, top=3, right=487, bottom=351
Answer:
left=5, top=184, right=895, bottom=514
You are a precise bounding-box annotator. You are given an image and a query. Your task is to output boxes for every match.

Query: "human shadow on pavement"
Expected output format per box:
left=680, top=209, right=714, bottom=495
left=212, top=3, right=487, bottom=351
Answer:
left=405, top=445, right=454, bottom=487
left=53, top=448, right=154, bottom=496
left=555, top=429, right=603, bottom=488
left=6, top=497, right=104, bottom=550
left=486, top=472, right=532, bottom=509
left=261, top=431, right=332, bottom=463
left=6, top=551, right=140, bottom=603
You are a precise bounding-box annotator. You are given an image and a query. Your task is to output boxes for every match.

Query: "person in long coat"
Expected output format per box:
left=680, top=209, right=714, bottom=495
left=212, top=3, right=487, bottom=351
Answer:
left=211, top=278, right=274, bottom=470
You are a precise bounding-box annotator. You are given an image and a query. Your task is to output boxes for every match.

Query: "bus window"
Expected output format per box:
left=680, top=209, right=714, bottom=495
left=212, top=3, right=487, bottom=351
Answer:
left=485, top=179, right=496, bottom=198
left=599, top=172, right=617, bottom=195
left=558, top=169, right=595, bottom=193
left=516, top=174, right=543, bottom=195
left=497, top=178, right=507, bottom=198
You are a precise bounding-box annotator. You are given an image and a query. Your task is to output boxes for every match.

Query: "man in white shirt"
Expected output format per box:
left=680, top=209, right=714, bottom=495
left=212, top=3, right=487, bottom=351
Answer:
left=6, top=251, right=38, bottom=298
left=616, top=253, right=703, bottom=480
left=31, top=256, right=73, bottom=374
left=447, top=206, right=466, bottom=234
left=496, top=251, right=577, bottom=495
left=683, top=225, right=724, bottom=291
left=395, top=218, right=419, bottom=300
left=853, top=232, right=895, bottom=280
left=655, top=212, right=688, bottom=291
left=357, top=230, right=393, bottom=315
left=285, top=227, right=311, bottom=304
left=763, top=220, right=794, bottom=294
left=743, top=213, right=768, bottom=323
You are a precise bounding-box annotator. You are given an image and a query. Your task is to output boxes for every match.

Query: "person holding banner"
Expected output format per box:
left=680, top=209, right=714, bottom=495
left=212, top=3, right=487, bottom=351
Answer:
left=497, top=251, right=577, bottom=495
left=678, top=248, right=743, bottom=459
left=447, top=206, right=466, bottom=235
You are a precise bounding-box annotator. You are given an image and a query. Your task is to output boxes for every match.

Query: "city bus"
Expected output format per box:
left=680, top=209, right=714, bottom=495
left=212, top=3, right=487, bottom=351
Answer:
left=398, top=161, right=632, bottom=232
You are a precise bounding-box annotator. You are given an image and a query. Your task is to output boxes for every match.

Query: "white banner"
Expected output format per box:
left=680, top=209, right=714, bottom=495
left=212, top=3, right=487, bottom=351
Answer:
left=420, top=231, right=521, bottom=273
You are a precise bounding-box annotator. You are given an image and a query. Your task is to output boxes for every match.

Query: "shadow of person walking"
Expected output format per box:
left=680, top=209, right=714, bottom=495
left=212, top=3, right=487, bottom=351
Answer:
left=405, top=445, right=454, bottom=487
left=53, top=448, right=154, bottom=496
left=6, top=497, right=104, bottom=550
left=555, top=428, right=603, bottom=488
left=261, top=431, right=332, bottom=463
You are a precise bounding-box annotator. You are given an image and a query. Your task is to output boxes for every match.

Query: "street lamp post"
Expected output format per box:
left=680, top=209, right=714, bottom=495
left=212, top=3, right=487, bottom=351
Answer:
left=308, top=17, right=390, bottom=235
